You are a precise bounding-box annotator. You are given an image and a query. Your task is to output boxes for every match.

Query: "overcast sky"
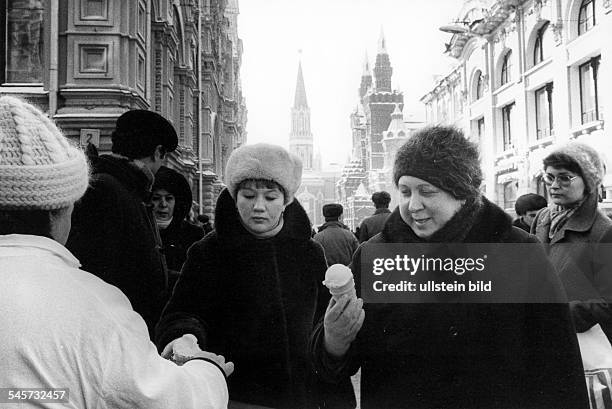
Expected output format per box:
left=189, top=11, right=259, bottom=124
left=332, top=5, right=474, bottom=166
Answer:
left=238, top=0, right=461, bottom=168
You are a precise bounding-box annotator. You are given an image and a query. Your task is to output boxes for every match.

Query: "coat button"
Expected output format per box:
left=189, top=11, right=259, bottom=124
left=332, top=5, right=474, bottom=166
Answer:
left=449, top=325, right=459, bottom=337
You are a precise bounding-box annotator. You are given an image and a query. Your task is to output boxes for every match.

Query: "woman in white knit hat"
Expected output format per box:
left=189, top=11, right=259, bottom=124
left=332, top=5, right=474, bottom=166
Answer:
left=157, top=144, right=346, bottom=408
left=0, top=96, right=231, bottom=408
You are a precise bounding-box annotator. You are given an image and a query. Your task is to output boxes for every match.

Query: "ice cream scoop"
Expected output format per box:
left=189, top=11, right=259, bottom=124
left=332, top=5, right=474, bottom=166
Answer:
left=323, top=264, right=356, bottom=301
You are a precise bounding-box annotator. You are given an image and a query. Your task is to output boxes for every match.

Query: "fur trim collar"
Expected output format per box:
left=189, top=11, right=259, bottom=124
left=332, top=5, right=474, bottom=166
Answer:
left=94, top=154, right=153, bottom=199
left=214, top=188, right=312, bottom=243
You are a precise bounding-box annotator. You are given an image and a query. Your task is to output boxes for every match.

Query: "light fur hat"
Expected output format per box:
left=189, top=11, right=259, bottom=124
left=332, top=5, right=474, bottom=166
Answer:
left=225, top=143, right=302, bottom=203
left=0, top=96, right=89, bottom=210
left=544, top=141, right=605, bottom=194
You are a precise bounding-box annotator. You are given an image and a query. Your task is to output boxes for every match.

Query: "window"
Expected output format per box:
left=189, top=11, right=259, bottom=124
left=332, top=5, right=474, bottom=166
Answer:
left=535, top=83, right=554, bottom=139
left=534, top=22, right=550, bottom=66
left=579, top=56, right=601, bottom=124
left=475, top=71, right=485, bottom=101
left=536, top=176, right=548, bottom=199
left=477, top=117, right=485, bottom=144
left=501, top=51, right=512, bottom=86
left=578, top=0, right=596, bottom=35
left=2, top=0, right=46, bottom=84
left=502, top=102, right=515, bottom=151
left=504, top=181, right=518, bottom=211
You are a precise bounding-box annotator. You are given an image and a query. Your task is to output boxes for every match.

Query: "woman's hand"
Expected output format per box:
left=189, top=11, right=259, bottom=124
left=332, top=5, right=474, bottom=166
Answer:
left=162, top=334, right=201, bottom=363
left=323, top=295, right=365, bottom=358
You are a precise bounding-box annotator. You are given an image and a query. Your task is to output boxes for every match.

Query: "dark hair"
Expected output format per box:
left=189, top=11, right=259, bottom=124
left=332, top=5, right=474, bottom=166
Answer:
left=0, top=209, right=53, bottom=238
left=197, top=214, right=210, bottom=223
left=515, top=193, right=547, bottom=216
left=371, top=191, right=391, bottom=208
left=542, top=153, right=583, bottom=178
left=236, top=179, right=286, bottom=199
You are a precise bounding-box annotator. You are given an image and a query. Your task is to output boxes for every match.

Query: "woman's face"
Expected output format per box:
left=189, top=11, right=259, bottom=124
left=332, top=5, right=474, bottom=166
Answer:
left=545, top=166, right=586, bottom=206
left=151, top=189, right=176, bottom=221
left=397, top=175, right=465, bottom=238
left=236, top=181, right=287, bottom=235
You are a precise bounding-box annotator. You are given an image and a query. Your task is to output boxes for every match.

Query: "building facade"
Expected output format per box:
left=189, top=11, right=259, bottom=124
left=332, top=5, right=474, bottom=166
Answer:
left=0, top=0, right=247, bottom=218
left=422, top=0, right=612, bottom=214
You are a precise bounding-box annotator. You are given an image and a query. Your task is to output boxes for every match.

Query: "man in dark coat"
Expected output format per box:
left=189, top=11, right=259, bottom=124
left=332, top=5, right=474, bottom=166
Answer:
left=313, top=203, right=358, bottom=266
left=151, top=166, right=204, bottom=289
left=359, top=191, right=391, bottom=242
left=67, top=110, right=178, bottom=338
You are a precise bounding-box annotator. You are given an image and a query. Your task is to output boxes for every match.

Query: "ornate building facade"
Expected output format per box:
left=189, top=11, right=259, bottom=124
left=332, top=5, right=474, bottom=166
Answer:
left=0, top=0, right=247, bottom=218
left=422, top=0, right=612, bottom=215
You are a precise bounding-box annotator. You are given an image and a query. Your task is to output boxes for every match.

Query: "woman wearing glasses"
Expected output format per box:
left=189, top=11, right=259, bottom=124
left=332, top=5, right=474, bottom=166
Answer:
left=532, top=142, right=612, bottom=342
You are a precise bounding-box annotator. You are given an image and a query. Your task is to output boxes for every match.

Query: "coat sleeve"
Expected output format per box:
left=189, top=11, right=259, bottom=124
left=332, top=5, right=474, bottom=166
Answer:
left=155, top=238, right=222, bottom=351
left=358, top=221, right=369, bottom=243
left=102, top=300, right=228, bottom=409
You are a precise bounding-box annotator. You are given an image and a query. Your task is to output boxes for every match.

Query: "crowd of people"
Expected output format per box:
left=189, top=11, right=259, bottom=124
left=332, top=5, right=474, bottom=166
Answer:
left=1, top=95, right=611, bottom=408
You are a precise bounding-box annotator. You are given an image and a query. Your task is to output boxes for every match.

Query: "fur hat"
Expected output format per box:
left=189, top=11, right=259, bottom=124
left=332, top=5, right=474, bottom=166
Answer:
left=393, top=126, right=482, bottom=201
left=543, top=142, right=605, bottom=194
left=323, top=203, right=343, bottom=219
left=111, top=110, right=178, bottom=159
left=225, top=143, right=302, bottom=204
left=0, top=96, right=89, bottom=210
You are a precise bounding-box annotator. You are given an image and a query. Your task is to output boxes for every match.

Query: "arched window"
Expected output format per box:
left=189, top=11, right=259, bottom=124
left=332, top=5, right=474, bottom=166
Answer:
left=475, top=71, right=485, bottom=101
left=534, top=22, right=550, bottom=65
left=501, top=51, right=512, bottom=86
left=578, top=0, right=596, bottom=35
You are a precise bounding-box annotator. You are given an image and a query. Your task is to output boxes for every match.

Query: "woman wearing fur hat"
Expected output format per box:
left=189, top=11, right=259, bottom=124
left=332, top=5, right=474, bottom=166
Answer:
left=156, top=143, right=342, bottom=408
left=0, top=96, right=231, bottom=408
left=151, top=166, right=204, bottom=287
left=531, top=142, right=612, bottom=342
left=311, top=126, right=588, bottom=408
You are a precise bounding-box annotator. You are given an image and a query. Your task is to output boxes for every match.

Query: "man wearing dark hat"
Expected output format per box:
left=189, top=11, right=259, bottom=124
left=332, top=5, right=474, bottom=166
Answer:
left=67, top=110, right=178, bottom=338
left=313, top=203, right=359, bottom=266
left=359, top=191, right=392, bottom=243
left=513, top=193, right=547, bottom=232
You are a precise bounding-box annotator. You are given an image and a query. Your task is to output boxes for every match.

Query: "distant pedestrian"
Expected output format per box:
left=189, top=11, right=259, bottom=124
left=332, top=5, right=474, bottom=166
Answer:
left=67, top=109, right=177, bottom=338
left=359, top=191, right=392, bottom=242
left=0, top=96, right=230, bottom=409
left=513, top=193, right=547, bottom=232
left=152, top=166, right=204, bottom=288
left=314, top=203, right=359, bottom=266
left=197, top=214, right=214, bottom=235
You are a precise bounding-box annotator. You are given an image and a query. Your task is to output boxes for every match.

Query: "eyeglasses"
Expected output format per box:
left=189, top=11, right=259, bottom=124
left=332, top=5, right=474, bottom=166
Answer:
left=543, top=173, right=579, bottom=187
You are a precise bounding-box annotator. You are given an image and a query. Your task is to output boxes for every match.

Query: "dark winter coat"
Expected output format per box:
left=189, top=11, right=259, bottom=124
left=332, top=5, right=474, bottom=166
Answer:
left=156, top=189, right=333, bottom=408
left=532, top=194, right=612, bottom=341
left=358, top=208, right=391, bottom=243
left=512, top=217, right=531, bottom=232
left=67, top=155, right=168, bottom=338
left=313, top=221, right=359, bottom=266
left=312, top=197, right=588, bottom=409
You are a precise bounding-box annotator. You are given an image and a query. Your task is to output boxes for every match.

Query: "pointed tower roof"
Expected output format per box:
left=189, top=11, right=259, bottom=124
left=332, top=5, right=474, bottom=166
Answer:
left=362, top=51, right=371, bottom=76
left=378, top=26, right=387, bottom=54
left=293, top=61, right=308, bottom=108
left=384, top=104, right=407, bottom=138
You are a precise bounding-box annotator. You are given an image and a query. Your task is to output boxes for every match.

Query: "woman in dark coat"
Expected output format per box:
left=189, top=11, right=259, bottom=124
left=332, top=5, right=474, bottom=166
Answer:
left=532, top=142, right=612, bottom=342
left=151, top=166, right=204, bottom=288
left=311, top=126, right=588, bottom=409
left=156, top=144, right=333, bottom=408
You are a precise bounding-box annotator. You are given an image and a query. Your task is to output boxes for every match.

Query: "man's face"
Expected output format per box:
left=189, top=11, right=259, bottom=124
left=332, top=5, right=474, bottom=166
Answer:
left=522, top=210, right=540, bottom=228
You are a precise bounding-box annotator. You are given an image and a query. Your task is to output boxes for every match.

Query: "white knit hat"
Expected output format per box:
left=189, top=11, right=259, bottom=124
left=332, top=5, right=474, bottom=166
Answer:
left=0, top=96, right=89, bottom=210
left=225, top=143, right=302, bottom=204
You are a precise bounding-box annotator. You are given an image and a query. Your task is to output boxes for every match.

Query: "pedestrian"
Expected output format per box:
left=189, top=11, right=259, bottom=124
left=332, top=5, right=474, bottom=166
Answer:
left=358, top=190, right=391, bottom=242
left=313, top=203, right=359, bottom=266
left=156, top=143, right=338, bottom=408
left=311, top=125, right=588, bottom=409
left=513, top=193, right=547, bottom=232
left=0, top=96, right=231, bottom=409
left=531, top=142, right=612, bottom=342
left=196, top=213, right=214, bottom=234
left=67, top=109, right=176, bottom=338
left=151, top=166, right=205, bottom=288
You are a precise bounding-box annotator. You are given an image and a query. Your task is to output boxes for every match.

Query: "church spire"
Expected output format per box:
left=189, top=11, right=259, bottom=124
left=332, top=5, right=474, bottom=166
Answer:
left=359, top=50, right=372, bottom=99
left=293, top=61, right=308, bottom=108
left=362, top=51, right=371, bottom=76
left=374, top=26, right=393, bottom=92
left=378, top=26, right=387, bottom=54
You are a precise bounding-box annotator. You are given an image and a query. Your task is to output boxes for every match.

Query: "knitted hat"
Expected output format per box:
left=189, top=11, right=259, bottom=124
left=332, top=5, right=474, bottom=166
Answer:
left=393, top=126, right=482, bottom=200
left=323, top=203, right=343, bottom=218
left=0, top=96, right=89, bottom=210
left=225, top=143, right=302, bottom=204
left=543, top=142, right=604, bottom=194
left=111, top=109, right=178, bottom=159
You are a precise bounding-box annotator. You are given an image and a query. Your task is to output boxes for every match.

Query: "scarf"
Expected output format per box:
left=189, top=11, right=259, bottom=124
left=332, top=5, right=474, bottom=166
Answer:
left=155, top=217, right=173, bottom=229
left=548, top=196, right=588, bottom=239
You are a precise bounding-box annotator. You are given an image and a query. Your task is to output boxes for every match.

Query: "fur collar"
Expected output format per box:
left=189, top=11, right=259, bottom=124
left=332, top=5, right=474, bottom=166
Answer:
left=214, top=188, right=312, bottom=243
left=93, top=154, right=153, bottom=200
left=317, top=220, right=350, bottom=232
left=381, top=196, right=514, bottom=243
